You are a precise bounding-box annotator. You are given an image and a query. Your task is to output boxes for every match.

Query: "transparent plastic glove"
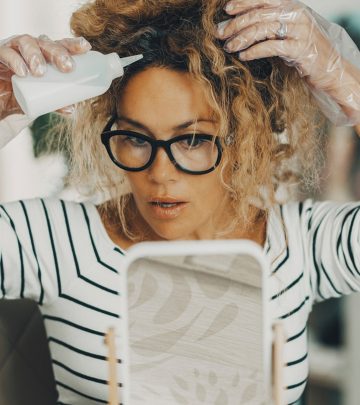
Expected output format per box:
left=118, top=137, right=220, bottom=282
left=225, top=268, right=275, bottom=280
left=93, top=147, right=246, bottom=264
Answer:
left=216, top=0, right=360, bottom=126
left=0, top=34, right=92, bottom=121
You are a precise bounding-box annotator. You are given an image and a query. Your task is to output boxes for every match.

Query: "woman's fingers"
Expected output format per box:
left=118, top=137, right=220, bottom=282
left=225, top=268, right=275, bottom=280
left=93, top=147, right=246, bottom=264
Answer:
left=224, top=21, right=306, bottom=52
left=215, top=0, right=316, bottom=74
left=216, top=1, right=331, bottom=80
left=37, top=35, right=76, bottom=73
left=1, top=34, right=92, bottom=77
left=56, top=37, right=92, bottom=54
left=223, top=0, right=283, bottom=14
left=217, top=5, right=308, bottom=39
left=237, top=38, right=306, bottom=62
left=39, top=35, right=91, bottom=73
left=0, top=46, right=30, bottom=78
left=6, top=34, right=47, bottom=76
left=218, top=7, right=280, bottom=38
left=0, top=33, right=91, bottom=119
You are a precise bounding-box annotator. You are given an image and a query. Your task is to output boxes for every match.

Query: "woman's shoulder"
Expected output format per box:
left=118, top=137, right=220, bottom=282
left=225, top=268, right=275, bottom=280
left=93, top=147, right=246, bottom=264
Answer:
left=0, top=197, right=121, bottom=255
left=0, top=197, right=98, bottom=231
left=279, top=198, right=360, bottom=218
left=0, top=196, right=94, bottom=213
left=273, top=198, right=360, bottom=240
left=277, top=198, right=312, bottom=213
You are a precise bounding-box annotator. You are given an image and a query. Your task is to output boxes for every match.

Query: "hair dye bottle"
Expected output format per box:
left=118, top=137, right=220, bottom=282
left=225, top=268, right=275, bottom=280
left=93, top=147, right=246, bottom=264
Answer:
left=11, top=51, right=142, bottom=118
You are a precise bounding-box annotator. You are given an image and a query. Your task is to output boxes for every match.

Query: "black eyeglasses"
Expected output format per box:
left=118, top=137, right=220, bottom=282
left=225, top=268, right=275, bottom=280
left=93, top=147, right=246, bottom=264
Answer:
left=101, top=115, right=223, bottom=175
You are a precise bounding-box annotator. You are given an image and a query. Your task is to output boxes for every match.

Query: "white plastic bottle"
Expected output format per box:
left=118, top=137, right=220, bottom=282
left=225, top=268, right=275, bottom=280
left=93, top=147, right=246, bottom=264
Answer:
left=11, top=50, right=143, bottom=119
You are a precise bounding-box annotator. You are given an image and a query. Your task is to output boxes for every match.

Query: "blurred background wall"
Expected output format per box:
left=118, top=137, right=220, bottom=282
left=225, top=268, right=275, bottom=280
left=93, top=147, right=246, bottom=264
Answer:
left=0, top=0, right=81, bottom=202
left=0, top=1, right=359, bottom=405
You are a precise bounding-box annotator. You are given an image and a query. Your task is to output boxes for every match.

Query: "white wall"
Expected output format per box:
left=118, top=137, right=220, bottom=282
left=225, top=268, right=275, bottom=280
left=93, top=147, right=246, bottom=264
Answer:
left=0, top=0, right=359, bottom=202
left=303, top=0, right=360, bottom=18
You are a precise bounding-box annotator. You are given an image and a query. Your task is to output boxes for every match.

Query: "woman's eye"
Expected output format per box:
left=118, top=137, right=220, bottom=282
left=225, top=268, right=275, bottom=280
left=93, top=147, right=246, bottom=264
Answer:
left=126, top=136, right=148, bottom=147
left=181, top=137, right=207, bottom=148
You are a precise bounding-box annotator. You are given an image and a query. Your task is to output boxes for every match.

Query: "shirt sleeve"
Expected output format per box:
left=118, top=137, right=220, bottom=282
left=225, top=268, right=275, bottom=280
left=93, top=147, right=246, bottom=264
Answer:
left=0, top=114, right=34, bottom=149
left=0, top=199, right=58, bottom=304
left=301, top=199, right=360, bottom=303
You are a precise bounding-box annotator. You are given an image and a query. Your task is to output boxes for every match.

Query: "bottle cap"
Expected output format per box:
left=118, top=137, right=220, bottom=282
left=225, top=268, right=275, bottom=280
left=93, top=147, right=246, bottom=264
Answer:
left=108, top=53, right=143, bottom=79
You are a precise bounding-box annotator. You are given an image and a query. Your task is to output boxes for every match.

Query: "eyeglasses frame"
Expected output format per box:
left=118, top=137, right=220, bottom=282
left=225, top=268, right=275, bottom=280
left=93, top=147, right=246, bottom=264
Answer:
left=101, top=115, right=223, bottom=175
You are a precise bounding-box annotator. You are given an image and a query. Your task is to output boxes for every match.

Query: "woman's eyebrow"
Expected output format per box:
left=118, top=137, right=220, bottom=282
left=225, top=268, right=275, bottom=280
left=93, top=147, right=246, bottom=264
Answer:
left=116, top=116, right=150, bottom=132
left=175, top=118, right=217, bottom=130
left=116, top=115, right=217, bottom=133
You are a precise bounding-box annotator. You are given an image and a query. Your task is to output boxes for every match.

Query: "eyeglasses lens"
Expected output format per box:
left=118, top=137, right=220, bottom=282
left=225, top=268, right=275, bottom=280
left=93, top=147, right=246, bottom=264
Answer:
left=109, top=134, right=219, bottom=172
left=109, top=135, right=152, bottom=169
left=170, top=137, right=218, bottom=171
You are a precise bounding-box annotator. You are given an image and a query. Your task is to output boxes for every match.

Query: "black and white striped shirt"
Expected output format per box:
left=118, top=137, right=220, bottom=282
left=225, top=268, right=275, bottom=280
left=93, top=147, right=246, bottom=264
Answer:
left=1, top=197, right=359, bottom=404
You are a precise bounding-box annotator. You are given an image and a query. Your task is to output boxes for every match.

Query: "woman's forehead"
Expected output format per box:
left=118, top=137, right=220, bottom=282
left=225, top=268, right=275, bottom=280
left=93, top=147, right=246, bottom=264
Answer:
left=116, top=67, right=219, bottom=132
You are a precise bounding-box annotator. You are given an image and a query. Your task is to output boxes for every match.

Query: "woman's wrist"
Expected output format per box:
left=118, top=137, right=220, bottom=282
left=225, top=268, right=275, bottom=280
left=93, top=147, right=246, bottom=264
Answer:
left=0, top=113, right=34, bottom=149
left=324, top=58, right=360, bottom=123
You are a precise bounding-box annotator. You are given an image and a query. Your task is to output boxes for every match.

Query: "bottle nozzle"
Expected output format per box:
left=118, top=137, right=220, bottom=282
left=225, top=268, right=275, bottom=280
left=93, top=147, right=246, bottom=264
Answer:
left=120, top=54, right=143, bottom=68
left=108, top=53, right=144, bottom=80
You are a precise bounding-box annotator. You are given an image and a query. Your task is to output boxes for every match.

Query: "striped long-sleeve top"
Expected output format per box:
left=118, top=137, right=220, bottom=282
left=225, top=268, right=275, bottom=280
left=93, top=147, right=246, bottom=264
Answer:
left=1, top=197, right=359, bottom=405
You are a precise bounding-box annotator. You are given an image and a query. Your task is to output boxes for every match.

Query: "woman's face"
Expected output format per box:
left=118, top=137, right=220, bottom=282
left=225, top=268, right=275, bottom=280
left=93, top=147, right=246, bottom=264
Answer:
left=116, top=67, right=231, bottom=241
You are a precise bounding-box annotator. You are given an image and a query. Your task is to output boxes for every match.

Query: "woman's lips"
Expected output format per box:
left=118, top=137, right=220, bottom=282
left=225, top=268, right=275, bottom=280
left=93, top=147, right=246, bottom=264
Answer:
left=147, top=201, right=188, bottom=219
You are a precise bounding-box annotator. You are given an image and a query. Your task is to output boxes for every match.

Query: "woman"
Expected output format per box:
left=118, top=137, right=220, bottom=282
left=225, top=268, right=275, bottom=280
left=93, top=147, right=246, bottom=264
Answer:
left=0, top=0, right=360, bottom=404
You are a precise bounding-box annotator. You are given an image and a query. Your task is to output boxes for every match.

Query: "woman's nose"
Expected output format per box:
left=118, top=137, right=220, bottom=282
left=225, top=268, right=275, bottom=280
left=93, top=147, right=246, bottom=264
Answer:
left=147, top=147, right=179, bottom=183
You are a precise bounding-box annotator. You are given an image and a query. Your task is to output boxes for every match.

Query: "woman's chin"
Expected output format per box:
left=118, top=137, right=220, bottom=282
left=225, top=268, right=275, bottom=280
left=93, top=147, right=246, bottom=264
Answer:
left=147, top=222, right=192, bottom=242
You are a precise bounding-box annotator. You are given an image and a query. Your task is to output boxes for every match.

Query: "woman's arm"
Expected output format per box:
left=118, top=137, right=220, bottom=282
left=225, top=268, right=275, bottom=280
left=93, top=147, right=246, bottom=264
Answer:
left=0, top=114, right=34, bottom=148
left=0, top=199, right=48, bottom=303
left=312, top=56, right=360, bottom=126
left=298, top=200, right=360, bottom=303
left=216, top=0, right=360, bottom=127
left=0, top=35, right=92, bottom=299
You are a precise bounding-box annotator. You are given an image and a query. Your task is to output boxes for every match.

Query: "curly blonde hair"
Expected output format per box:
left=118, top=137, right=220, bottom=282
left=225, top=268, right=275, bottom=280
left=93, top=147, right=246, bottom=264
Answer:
left=55, top=0, right=324, bottom=241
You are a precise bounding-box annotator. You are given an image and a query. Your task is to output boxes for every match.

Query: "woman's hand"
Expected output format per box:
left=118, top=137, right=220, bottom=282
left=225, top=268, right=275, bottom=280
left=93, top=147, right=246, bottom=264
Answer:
left=215, top=0, right=360, bottom=126
left=0, top=34, right=92, bottom=121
